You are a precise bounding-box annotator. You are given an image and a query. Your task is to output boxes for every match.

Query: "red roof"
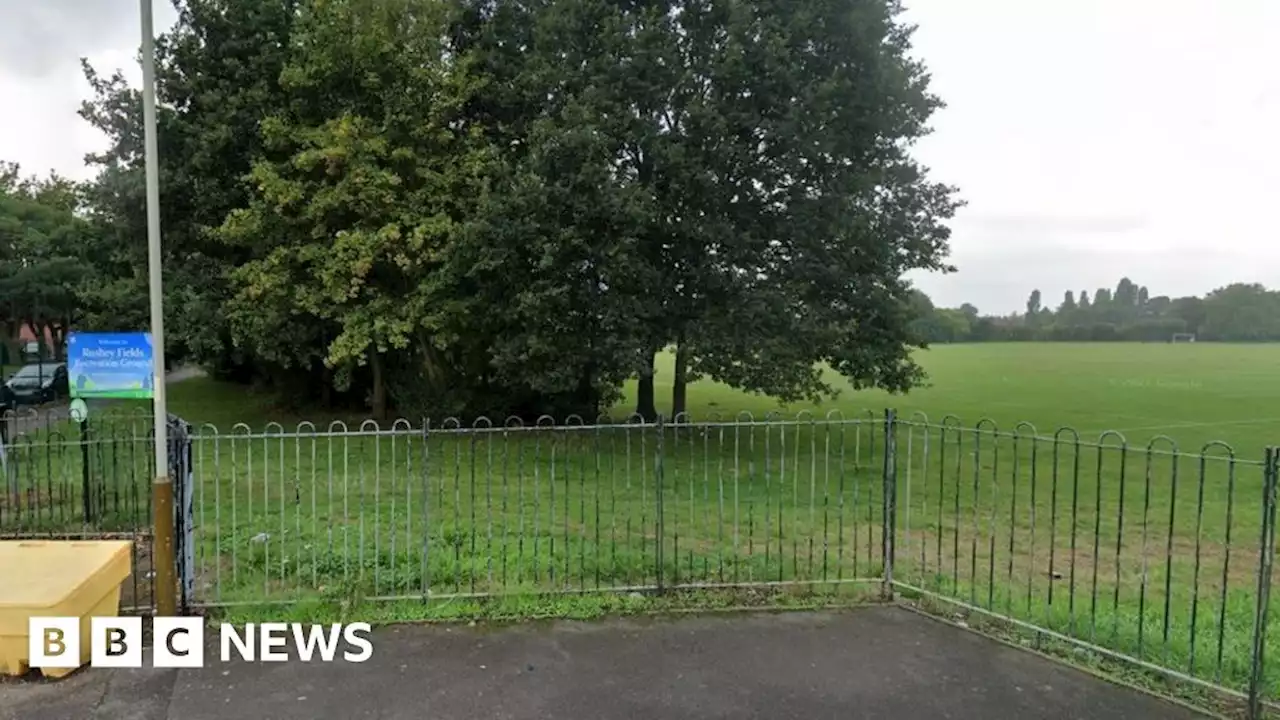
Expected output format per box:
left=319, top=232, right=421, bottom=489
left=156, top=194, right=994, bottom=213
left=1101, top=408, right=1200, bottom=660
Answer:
left=16, top=326, right=55, bottom=344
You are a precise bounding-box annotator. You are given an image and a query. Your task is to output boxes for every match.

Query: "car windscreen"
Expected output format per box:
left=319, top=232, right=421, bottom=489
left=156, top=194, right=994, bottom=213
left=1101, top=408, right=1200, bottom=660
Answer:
left=9, top=365, right=58, bottom=381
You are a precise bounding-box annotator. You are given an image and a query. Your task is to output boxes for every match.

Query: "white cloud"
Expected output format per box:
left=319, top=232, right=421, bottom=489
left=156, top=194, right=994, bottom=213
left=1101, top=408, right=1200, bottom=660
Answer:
left=0, top=0, right=176, bottom=180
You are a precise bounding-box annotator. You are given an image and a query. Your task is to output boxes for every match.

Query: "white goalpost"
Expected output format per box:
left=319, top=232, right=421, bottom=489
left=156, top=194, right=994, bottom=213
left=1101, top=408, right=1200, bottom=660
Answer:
left=1171, top=333, right=1197, bottom=343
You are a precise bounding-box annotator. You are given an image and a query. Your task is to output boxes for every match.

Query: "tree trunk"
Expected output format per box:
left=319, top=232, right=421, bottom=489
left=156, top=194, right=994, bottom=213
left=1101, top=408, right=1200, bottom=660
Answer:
left=52, top=322, right=67, bottom=360
left=671, top=335, right=688, bottom=422
left=576, top=362, right=598, bottom=419
left=320, top=363, right=333, bottom=408
left=22, top=320, right=37, bottom=353
left=370, top=350, right=387, bottom=421
left=635, top=349, right=657, bottom=422
left=35, top=321, right=52, bottom=360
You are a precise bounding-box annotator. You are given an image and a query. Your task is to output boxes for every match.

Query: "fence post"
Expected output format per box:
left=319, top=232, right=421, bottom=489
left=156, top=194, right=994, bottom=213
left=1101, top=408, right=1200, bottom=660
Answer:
left=1, top=414, right=9, bottom=497
left=882, top=408, right=898, bottom=601
left=654, top=413, right=666, bottom=595
left=169, top=417, right=195, bottom=614
left=1248, top=446, right=1278, bottom=719
left=79, top=418, right=92, bottom=524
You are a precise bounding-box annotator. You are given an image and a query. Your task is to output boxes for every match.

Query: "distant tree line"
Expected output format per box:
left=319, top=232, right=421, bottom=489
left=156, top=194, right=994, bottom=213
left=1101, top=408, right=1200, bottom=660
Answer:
left=909, top=278, right=1280, bottom=343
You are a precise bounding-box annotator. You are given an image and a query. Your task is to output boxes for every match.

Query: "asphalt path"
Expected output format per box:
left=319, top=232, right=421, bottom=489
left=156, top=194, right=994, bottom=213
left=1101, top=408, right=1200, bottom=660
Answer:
left=0, top=608, right=1203, bottom=720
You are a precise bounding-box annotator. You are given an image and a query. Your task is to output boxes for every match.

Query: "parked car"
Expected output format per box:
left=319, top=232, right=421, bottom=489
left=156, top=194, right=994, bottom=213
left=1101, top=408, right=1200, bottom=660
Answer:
left=0, top=383, right=14, bottom=414
left=2, top=362, right=69, bottom=407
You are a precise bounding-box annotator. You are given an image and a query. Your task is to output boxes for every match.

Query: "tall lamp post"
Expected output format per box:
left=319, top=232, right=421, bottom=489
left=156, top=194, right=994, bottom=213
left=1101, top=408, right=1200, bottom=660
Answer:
left=140, top=0, right=175, bottom=617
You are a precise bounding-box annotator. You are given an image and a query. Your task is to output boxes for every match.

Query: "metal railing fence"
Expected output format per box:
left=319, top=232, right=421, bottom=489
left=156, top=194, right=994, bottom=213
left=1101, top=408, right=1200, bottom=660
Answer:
left=2, top=406, right=1278, bottom=716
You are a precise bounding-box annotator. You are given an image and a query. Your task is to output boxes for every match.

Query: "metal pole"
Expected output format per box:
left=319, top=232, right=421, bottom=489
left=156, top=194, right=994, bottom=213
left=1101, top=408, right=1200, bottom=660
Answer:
left=1248, top=447, right=1278, bottom=718
left=654, top=414, right=665, bottom=594
left=141, top=0, right=175, bottom=618
left=882, top=408, right=897, bottom=601
left=80, top=420, right=92, bottom=524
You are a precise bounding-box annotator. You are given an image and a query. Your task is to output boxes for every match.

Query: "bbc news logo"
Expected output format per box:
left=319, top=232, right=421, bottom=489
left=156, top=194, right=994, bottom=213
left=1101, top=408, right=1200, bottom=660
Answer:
left=28, top=617, right=374, bottom=669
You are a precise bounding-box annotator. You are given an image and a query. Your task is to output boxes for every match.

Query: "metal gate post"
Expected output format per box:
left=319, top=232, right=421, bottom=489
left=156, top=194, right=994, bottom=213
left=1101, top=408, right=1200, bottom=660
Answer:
left=79, top=419, right=92, bottom=524
left=882, top=409, right=898, bottom=601
left=168, top=416, right=195, bottom=614
left=655, top=414, right=666, bottom=594
left=1248, top=446, right=1278, bottom=718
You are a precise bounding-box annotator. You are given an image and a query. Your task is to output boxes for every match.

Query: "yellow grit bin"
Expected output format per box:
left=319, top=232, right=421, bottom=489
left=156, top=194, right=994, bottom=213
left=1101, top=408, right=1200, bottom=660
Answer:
left=0, top=540, right=133, bottom=678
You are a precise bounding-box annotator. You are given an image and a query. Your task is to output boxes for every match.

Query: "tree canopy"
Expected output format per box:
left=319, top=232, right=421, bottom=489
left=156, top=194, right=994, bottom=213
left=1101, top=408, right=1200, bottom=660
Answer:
left=0, top=169, right=96, bottom=358
left=3, top=0, right=959, bottom=421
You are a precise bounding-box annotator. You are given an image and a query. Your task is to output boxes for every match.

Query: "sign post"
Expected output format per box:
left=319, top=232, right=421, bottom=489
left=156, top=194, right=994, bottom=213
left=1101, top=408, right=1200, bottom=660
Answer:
left=68, top=332, right=158, bottom=525
left=140, top=0, right=175, bottom=619
left=66, top=326, right=174, bottom=611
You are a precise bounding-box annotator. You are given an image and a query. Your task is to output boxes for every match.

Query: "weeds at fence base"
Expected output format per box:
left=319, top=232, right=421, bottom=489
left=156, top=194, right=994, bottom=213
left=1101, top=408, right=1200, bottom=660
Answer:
left=895, top=588, right=1251, bottom=719
left=204, top=583, right=885, bottom=627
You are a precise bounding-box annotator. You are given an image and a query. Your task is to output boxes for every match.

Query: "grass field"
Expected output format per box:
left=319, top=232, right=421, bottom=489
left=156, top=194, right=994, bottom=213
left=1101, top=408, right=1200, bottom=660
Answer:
left=629, top=342, right=1280, bottom=458
left=143, top=342, right=1280, bottom=456
left=5, top=342, right=1280, bottom=708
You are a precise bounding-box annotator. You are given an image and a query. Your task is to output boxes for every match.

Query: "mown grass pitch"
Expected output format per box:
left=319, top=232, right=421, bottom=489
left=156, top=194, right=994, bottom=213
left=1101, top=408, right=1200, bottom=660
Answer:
left=635, top=342, right=1280, bottom=460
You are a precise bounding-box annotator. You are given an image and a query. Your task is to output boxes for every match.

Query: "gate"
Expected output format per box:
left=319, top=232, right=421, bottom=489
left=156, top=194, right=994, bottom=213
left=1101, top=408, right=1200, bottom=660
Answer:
left=0, top=407, right=194, bottom=615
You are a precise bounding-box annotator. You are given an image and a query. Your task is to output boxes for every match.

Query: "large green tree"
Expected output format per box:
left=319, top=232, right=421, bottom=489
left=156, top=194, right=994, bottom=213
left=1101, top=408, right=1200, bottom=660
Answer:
left=573, top=0, right=959, bottom=420
left=79, top=0, right=300, bottom=375
left=226, top=0, right=655, bottom=419
left=73, top=0, right=960, bottom=420
left=1025, top=289, right=1042, bottom=323
left=220, top=0, right=458, bottom=419
left=0, top=171, right=96, bottom=356
left=1200, top=284, right=1278, bottom=341
left=1059, top=290, right=1076, bottom=313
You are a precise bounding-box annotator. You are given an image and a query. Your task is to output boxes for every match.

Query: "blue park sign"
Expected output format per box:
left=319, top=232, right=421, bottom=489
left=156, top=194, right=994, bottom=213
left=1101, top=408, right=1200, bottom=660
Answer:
left=66, top=332, right=156, bottom=400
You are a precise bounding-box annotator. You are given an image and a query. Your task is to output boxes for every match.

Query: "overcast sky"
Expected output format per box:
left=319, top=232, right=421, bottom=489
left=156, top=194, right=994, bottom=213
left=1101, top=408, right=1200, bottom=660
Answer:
left=1, top=0, right=1276, bottom=314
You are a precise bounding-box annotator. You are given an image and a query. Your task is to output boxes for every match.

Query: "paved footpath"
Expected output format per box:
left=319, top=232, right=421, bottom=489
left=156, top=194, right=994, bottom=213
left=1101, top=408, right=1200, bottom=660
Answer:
left=0, top=607, right=1204, bottom=720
